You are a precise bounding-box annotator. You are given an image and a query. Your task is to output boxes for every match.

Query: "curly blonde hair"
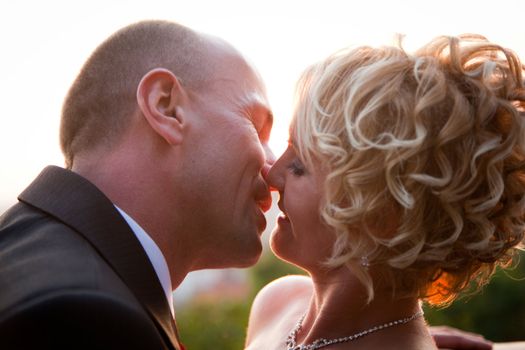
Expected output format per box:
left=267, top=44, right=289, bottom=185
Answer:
left=292, top=35, right=525, bottom=305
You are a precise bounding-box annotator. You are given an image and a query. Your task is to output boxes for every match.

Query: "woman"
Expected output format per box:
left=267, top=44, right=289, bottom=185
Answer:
left=246, top=35, right=525, bottom=350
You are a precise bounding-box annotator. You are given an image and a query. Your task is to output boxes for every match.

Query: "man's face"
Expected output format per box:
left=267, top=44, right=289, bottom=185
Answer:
left=177, top=45, right=274, bottom=269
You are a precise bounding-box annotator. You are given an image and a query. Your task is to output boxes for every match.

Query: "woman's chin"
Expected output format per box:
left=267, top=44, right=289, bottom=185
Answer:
left=269, top=229, right=290, bottom=259
left=269, top=231, right=303, bottom=268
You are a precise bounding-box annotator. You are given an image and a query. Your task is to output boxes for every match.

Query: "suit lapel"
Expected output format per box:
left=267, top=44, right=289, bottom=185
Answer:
left=18, top=166, right=181, bottom=350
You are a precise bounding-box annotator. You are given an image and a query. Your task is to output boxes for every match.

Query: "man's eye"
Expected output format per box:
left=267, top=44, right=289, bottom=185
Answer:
left=287, top=159, right=306, bottom=176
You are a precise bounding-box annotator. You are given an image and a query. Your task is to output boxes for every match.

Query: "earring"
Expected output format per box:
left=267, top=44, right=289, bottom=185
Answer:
left=360, top=255, right=370, bottom=268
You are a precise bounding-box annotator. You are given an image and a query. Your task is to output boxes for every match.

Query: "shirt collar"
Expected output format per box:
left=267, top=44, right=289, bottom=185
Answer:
left=115, top=206, right=174, bottom=317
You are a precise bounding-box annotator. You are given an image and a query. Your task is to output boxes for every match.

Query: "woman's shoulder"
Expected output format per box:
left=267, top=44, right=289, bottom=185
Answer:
left=246, top=275, right=312, bottom=345
left=256, top=274, right=312, bottom=301
left=251, top=274, right=312, bottom=316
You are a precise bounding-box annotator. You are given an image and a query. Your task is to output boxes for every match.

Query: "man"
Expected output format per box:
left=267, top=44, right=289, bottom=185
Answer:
left=0, top=20, right=273, bottom=349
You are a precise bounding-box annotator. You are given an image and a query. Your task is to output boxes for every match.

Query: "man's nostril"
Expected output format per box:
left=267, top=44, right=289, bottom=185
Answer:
left=261, top=163, right=272, bottom=180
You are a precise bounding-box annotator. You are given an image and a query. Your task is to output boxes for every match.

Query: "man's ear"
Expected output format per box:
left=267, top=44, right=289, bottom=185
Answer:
left=137, top=68, right=187, bottom=145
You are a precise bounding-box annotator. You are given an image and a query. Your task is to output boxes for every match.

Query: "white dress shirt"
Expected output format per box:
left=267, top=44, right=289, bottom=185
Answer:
left=115, top=206, right=174, bottom=317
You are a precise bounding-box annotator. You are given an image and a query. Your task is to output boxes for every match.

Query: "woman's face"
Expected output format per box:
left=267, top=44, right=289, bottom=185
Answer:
left=266, top=143, right=336, bottom=269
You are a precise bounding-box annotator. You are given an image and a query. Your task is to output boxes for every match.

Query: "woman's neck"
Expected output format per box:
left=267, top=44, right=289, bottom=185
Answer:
left=296, top=267, right=427, bottom=348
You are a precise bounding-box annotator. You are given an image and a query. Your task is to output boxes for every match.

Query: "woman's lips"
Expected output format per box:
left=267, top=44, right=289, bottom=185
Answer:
left=277, top=213, right=290, bottom=225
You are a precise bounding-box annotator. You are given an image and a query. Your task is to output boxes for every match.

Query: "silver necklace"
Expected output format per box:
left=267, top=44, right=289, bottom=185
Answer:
left=285, top=310, right=424, bottom=350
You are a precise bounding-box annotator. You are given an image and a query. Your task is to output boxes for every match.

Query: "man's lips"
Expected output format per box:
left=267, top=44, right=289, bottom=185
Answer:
left=258, top=195, right=272, bottom=213
left=256, top=209, right=267, bottom=232
left=255, top=196, right=271, bottom=233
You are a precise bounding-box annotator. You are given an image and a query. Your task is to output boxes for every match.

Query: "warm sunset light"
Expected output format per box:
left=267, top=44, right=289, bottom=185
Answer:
left=1, top=3, right=525, bottom=347
left=2, top=0, right=525, bottom=210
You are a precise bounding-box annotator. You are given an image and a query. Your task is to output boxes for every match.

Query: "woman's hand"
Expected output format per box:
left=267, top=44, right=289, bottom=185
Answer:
left=431, top=326, right=492, bottom=350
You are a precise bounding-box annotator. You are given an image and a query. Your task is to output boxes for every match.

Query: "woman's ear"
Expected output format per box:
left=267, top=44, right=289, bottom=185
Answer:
left=136, top=68, right=187, bottom=145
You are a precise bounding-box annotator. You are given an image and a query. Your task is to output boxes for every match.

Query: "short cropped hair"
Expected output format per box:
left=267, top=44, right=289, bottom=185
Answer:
left=60, top=20, right=211, bottom=168
left=293, top=35, right=525, bottom=305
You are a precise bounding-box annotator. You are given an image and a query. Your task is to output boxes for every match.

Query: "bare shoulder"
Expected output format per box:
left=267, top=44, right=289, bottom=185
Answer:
left=246, top=275, right=312, bottom=344
left=256, top=274, right=312, bottom=302
left=250, top=274, right=312, bottom=317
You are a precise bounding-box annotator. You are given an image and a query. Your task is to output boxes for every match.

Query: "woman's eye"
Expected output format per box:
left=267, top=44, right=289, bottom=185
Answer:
left=288, top=159, right=306, bottom=176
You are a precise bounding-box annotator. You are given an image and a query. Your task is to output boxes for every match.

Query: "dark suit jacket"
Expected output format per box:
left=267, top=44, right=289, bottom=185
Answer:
left=0, top=166, right=182, bottom=350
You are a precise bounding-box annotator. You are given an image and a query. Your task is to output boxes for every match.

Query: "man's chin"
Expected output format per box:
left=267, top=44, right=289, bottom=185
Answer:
left=230, top=238, right=263, bottom=268
left=237, top=243, right=263, bottom=267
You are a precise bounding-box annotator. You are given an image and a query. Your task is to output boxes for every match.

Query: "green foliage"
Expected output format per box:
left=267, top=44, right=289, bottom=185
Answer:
left=177, top=251, right=525, bottom=348
left=247, top=251, right=305, bottom=293
left=177, top=253, right=303, bottom=349
left=177, top=299, right=249, bottom=350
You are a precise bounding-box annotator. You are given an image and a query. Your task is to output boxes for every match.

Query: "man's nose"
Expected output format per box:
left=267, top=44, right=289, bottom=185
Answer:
left=263, top=144, right=276, bottom=166
left=261, top=163, right=280, bottom=192
left=255, top=166, right=273, bottom=212
left=261, top=163, right=272, bottom=181
left=261, top=145, right=277, bottom=190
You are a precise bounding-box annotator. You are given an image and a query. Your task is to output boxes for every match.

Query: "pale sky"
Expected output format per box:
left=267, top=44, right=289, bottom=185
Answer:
left=2, top=0, right=525, bottom=208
